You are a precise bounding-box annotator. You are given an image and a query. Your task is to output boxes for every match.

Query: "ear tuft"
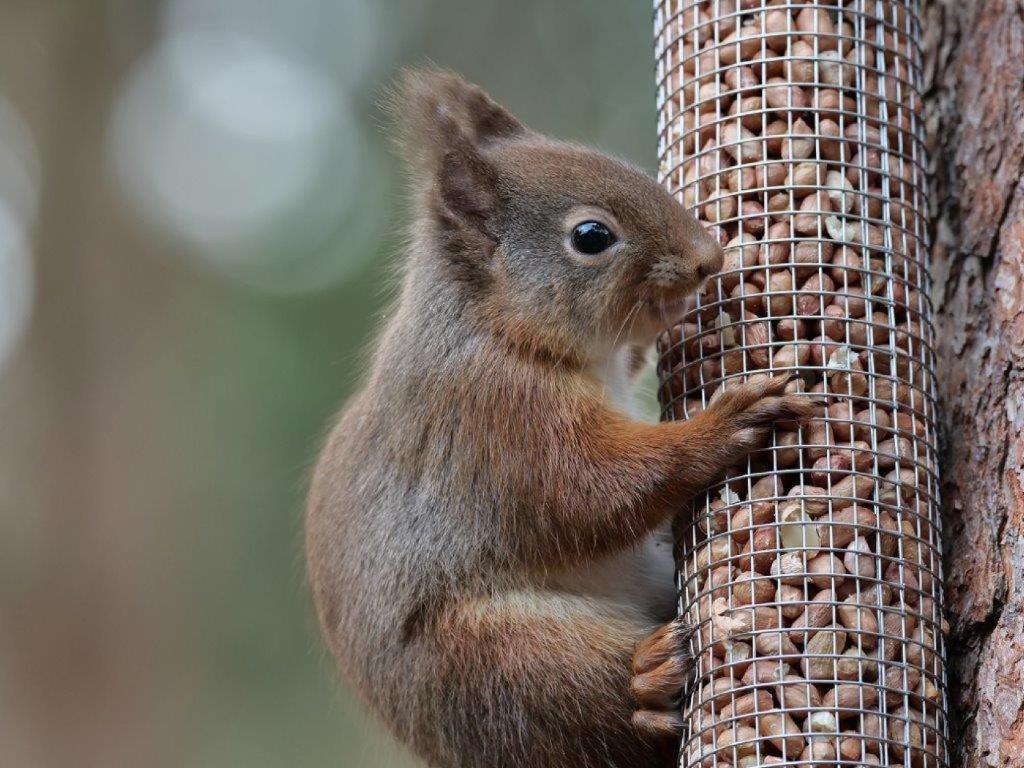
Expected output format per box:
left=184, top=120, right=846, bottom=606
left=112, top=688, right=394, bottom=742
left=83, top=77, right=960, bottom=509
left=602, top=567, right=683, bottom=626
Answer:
left=385, top=68, right=527, bottom=180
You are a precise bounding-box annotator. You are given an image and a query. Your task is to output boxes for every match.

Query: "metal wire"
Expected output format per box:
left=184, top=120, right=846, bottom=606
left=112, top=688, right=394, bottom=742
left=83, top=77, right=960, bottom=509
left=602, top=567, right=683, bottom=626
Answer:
left=652, top=1, right=947, bottom=765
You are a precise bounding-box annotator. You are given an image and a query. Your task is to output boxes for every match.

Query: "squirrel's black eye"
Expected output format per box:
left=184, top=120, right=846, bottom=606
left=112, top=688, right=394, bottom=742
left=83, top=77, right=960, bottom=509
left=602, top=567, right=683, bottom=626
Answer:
left=571, top=221, right=617, bottom=255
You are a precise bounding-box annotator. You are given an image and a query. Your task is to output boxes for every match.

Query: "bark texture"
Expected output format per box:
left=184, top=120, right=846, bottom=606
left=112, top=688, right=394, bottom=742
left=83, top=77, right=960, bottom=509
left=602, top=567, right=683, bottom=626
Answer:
left=924, top=0, right=1024, bottom=764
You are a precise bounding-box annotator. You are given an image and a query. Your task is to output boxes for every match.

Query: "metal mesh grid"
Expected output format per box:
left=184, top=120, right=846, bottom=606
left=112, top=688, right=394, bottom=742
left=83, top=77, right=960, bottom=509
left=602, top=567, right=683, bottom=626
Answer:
left=652, top=1, right=947, bottom=766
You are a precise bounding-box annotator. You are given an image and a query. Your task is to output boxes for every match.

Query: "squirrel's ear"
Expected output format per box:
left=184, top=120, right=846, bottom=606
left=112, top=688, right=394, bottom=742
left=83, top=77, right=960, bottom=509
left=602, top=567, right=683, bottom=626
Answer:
left=388, top=68, right=526, bottom=181
left=432, top=133, right=500, bottom=259
left=437, top=137, right=496, bottom=223
left=389, top=69, right=524, bottom=258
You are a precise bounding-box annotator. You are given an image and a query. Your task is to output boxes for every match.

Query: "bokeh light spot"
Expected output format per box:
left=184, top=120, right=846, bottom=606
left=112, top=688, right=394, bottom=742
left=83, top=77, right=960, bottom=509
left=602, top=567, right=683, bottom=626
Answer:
left=0, top=203, right=34, bottom=372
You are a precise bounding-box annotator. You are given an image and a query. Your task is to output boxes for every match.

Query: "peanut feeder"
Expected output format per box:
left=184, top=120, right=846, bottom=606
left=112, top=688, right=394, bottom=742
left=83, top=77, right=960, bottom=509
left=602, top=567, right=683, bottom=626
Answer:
left=653, top=1, right=948, bottom=766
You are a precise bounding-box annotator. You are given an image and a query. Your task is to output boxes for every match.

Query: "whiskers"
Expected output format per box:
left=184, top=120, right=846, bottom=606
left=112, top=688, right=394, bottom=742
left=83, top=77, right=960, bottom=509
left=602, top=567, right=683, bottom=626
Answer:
left=609, top=298, right=645, bottom=355
left=586, top=297, right=644, bottom=404
left=654, top=296, right=673, bottom=326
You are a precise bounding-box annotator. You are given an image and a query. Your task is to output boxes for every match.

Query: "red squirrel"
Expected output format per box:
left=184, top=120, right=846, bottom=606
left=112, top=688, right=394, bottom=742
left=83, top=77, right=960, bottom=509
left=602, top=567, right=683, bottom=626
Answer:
left=306, top=70, right=817, bottom=768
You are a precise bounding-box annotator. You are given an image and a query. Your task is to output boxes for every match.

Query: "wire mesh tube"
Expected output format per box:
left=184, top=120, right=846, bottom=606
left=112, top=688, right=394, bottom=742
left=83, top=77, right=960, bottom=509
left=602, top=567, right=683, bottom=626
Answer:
left=652, top=1, right=947, bottom=766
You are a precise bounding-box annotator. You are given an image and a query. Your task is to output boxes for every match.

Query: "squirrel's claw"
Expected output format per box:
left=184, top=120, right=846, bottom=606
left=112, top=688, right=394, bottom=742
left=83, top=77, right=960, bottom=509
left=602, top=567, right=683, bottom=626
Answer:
left=631, top=656, right=690, bottom=710
left=632, top=616, right=695, bottom=675
left=632, top=709, right=686, bottom=738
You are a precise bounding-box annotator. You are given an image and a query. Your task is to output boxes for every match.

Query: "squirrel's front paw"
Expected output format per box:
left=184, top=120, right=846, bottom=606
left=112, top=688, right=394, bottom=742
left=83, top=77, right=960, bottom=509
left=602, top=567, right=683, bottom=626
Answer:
left=630, top=617, right=695, bottom=738
left=706, top=373, right=824, bottom=454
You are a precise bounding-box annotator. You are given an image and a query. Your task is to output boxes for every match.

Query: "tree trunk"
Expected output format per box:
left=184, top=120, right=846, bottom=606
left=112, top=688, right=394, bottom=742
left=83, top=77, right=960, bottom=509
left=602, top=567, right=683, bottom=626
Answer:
left=924, top=0, right=1024, bottom=764
left=0, top=4, right=184, bottom=767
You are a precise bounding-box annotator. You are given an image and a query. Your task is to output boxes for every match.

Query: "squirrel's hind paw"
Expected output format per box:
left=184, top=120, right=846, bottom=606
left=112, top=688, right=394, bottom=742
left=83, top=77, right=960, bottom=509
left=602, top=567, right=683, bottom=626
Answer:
left=630, top=617, right=695, bottom=716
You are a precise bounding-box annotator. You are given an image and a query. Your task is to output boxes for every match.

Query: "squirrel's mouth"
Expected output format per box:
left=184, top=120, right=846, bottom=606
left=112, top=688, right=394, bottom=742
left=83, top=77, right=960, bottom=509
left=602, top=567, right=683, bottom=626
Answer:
left=641, top=270, right=715, bottom=324
left=644, top=292, right=691, bottom=322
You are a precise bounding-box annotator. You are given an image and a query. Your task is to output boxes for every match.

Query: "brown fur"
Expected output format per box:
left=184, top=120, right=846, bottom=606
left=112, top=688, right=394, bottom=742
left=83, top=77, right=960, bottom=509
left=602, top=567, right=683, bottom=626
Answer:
left=306, top=69, right=817, bottom=768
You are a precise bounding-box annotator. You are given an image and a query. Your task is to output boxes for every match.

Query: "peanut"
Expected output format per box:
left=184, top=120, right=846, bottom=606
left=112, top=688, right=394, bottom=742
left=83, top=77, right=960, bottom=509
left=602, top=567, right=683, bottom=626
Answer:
left=774, top=674, right=822, bottom=713
left=741, top=659, right=792, bottom=687
left=799, top=739, right=837, bottom=767
left=732, top=570, right=776, bottom=605
left=758, top=709, right=806, bottom=757
left=836, top=647, right=878, bottom=681
left=788, top=588, right=836, bottom=643
left=806, top=552, right=847, bottom=590
left=716, top=725, right=759, bottom=758
left=823, top=682, right=879, bottom=713
left=843, top=536, right=877, bottom=580
left=802, top=626, right=848, bottom=680
left=715, top=690, right=773, bottom=731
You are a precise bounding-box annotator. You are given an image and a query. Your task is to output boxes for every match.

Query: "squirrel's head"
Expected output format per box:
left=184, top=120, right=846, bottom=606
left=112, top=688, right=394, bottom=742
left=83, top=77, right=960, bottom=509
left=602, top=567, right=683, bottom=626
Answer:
left=392, top=69, right=723, bottom=362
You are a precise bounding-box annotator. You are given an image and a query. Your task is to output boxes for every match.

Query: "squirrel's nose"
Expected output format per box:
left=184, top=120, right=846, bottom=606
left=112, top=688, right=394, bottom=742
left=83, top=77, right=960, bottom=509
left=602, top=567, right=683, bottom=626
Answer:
left=696, top=240, right=724, bottom=279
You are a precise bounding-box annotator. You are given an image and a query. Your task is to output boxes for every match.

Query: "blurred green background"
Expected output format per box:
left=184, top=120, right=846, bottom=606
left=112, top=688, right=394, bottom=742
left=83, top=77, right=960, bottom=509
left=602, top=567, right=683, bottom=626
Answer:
left=0, top=1, right=658, bottom=766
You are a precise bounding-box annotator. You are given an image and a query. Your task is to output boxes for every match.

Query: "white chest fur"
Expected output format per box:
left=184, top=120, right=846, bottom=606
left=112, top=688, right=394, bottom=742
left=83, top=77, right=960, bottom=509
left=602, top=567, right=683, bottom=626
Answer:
left=548, top=523, right=677, bottom=618
left=553, top=344, right=677, bottom=617
left=585, top=343, right=642, bottom=419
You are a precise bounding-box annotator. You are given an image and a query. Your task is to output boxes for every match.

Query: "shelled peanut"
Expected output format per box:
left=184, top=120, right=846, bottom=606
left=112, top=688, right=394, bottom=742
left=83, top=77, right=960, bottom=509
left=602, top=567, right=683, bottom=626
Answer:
left=656, top=1, right=946, bottom=766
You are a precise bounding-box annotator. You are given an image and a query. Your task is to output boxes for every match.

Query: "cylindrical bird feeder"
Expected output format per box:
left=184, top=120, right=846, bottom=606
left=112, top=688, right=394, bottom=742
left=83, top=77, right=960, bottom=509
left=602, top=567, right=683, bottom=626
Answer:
left=653, top=1, right=947, bottom=766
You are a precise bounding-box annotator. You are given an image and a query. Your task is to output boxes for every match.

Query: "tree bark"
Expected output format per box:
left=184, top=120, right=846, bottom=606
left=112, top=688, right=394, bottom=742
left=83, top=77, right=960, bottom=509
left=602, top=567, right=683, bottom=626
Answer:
left=924, top=0, right=1024, bottom=764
